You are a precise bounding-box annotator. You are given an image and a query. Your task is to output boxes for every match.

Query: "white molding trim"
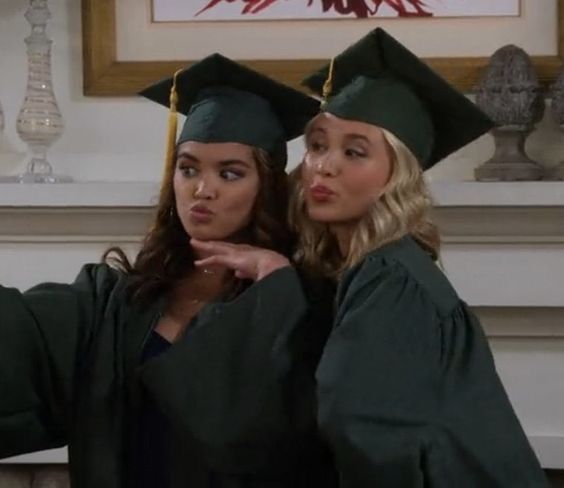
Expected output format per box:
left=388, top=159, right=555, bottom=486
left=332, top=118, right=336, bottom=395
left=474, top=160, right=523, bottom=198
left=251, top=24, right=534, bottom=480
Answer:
left=2, top=207, right=563, bottom=244
left=476, top=308, right=564, bottom=338
left=1, top=183, right=563, bottom=243
left=435, top=207, right=564, bottom=244
left=430, top=181, right=564, bottom=207
left=0, top=208, right=153, bottom=241
left=1, top=181, right=563, bottom=208
left=0, top=182, right=159, bottom=207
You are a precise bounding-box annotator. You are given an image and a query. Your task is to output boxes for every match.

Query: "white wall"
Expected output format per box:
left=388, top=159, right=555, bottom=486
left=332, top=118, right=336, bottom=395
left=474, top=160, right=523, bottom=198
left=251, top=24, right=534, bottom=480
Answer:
left=0, top=0, right=563, bottom=182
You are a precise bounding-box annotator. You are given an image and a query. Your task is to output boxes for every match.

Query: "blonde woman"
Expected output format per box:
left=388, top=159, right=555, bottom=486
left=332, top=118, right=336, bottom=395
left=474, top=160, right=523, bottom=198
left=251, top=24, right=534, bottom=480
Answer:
left=201, top=30, right=548, bottom=487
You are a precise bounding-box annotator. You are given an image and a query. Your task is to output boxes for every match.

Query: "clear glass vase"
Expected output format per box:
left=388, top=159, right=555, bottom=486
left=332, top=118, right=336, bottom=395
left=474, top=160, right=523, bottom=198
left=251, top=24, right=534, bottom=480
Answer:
left=0, top=0, right=70, bottom=183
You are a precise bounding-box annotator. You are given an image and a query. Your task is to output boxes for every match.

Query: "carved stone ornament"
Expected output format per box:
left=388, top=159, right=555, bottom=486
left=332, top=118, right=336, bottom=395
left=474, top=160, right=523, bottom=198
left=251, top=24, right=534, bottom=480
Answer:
left=474, top=44, right=545, bottom=181
left=548, top=69, right=564, bottom=180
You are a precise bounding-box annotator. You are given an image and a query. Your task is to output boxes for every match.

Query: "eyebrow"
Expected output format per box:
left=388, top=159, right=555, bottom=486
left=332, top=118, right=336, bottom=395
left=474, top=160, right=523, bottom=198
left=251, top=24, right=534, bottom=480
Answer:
left=218, top=159, right=252, bottom=168
left=307, top=127, right=372, bottom=145
left=307, top=126, right=327, bottom=135
left=176, top=151, right=199, bottom=163
left=176, top=151, right=251, bottom=168
left=344, top=134, right=372, bottom=144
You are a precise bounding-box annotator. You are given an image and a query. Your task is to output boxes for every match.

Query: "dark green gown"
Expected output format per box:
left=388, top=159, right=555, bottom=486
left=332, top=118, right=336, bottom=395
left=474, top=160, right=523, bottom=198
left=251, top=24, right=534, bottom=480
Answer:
left=0, top=264, right=335, bottom=487
left=0, top=237, right=549, bottom=487
left=314, top=235, right=548, bottom=487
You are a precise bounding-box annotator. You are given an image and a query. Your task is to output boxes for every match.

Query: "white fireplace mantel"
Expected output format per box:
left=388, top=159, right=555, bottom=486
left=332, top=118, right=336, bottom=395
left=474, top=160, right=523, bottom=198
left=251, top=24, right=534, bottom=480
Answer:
left=2, top=181, right=563, bottom=306
left=1, top=181, right=564, bottom=467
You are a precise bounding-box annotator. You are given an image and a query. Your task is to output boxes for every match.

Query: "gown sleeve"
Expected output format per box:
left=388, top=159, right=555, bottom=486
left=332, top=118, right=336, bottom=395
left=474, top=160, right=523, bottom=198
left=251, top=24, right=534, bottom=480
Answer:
left=316, top=257, right=548, bottom=488
left=0, top=264, right=119, bottom=459
left=140, top=266, right=331, bottom=475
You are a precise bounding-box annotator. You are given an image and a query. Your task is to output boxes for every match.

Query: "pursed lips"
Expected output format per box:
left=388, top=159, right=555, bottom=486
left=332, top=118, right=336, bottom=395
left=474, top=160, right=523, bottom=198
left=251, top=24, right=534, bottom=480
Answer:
left=309, top=182, right=336, bottom=202
left=190, top=204, right=214, bottom=215
left=189, top=204, right=215, bottom=222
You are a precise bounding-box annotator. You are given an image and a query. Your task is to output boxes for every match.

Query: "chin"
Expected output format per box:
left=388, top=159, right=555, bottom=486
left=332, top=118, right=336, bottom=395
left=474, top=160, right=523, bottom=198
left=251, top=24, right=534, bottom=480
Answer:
left=306, top=206, right=342, bottom=224
left=184, top=224, right=238, bottom=242
left=188, top=230, right=224, bottom=241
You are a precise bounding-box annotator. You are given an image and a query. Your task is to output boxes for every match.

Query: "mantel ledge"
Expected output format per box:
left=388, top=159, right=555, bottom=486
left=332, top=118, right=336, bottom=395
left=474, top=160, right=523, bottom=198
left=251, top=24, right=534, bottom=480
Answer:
left=1, top=182, right=563, bottom=243
left=0, top=181, right=563, bottom=208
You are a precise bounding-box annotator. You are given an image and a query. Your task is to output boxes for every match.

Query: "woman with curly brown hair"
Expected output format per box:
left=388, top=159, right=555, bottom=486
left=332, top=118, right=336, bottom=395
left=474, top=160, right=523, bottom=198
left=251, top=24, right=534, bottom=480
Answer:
left=201, top=30, right=549, bottom=487
left=0, top=54, right=329, bottom=488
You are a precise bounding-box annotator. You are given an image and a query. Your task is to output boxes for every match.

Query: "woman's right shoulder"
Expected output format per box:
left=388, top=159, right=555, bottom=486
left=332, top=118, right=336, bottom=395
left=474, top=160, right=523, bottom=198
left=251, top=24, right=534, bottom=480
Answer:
left=74, top=262, right=123, bottom=285
left=339, top=236, right=459, bottom=319
left=69, top=262, right=129, bottom=303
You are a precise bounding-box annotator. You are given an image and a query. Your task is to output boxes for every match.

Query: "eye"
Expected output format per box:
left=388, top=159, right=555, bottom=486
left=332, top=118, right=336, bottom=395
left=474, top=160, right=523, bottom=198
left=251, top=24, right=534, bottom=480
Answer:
left=179, top=165, right=198, bottom=177
left=307, top=138, right=327, bottom=153
left=344, top=147, right=367, bottom=159
left=220, top=168, right=244, bottom=181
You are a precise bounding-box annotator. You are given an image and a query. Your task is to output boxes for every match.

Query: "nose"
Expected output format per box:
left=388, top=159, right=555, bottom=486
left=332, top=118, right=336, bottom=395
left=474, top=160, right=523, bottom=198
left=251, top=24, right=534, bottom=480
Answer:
left=313, top=152, right=339, bottom=177
left=194, top=176, right=217, bottom=200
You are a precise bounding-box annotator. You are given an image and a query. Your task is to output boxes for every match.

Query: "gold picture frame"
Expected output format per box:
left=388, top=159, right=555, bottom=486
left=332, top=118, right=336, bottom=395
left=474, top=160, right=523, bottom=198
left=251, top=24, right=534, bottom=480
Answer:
left=82, top=0, right=563, bottom=96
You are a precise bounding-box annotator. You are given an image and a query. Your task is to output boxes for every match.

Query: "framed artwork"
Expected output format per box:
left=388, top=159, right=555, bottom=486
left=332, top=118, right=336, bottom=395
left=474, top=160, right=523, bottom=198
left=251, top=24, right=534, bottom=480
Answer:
left=152, top=1, right=520, bottom=22
left=82, top=0, right=562, bottom=96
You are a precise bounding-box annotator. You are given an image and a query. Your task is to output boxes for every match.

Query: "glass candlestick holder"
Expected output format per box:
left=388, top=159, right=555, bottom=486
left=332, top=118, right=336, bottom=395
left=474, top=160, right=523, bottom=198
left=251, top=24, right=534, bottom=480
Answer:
left=0, top=0, right=70, bottom=183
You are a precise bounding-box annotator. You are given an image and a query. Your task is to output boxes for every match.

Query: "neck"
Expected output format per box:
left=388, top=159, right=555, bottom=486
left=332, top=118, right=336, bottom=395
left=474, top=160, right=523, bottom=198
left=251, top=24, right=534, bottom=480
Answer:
left=191, top=252, right=231, bottom=283
left=173, top=265, right=231, bottom=304
left=329, top=222, right=356, bottom=258
left=190, top=239, right=240, bottom=284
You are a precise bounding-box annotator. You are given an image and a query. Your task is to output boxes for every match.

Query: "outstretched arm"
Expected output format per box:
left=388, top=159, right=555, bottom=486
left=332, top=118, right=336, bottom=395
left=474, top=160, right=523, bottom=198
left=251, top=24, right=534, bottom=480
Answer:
left=0, top=264, right=118, bottom=458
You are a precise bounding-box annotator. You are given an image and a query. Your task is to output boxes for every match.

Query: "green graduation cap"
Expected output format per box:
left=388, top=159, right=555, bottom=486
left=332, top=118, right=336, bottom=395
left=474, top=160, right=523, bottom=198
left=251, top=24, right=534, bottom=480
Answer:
left=302, top=28, right=494, bottom=169
left=140, top=53, right=319, bottom=170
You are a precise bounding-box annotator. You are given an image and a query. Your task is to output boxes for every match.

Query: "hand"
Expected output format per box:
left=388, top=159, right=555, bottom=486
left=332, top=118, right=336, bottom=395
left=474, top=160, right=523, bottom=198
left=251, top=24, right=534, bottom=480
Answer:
left=191, top=239, right=291, bottom=282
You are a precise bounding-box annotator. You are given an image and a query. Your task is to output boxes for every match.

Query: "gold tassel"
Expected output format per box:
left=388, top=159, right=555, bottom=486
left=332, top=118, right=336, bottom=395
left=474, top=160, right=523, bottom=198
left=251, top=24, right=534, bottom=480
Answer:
left=159, top=69, right=183, bottom=199
left=164, top=69, right=182, bottom=169
left=321, top=57, right=335, bottom=107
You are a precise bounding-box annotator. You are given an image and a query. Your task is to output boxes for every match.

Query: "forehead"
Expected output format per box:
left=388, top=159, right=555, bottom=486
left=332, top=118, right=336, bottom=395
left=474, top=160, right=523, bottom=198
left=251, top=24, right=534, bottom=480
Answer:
left=309, top=113, right=385, bottom=141
left=177, top=141, right=256, bottom=164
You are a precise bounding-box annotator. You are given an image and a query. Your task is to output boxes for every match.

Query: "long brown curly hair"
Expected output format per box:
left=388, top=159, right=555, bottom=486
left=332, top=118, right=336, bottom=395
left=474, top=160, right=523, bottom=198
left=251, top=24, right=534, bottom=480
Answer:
left=104, top=146, right=291, bottom=303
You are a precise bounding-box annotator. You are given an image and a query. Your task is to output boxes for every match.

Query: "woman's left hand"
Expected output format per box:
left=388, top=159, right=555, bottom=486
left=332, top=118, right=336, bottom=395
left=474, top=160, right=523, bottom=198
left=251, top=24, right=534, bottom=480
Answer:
left=191, top=239, right=291, bottom=282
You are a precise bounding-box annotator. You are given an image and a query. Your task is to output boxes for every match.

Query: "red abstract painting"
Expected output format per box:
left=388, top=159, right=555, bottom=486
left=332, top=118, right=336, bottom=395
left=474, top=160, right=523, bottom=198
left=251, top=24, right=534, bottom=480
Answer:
left=196, top=0, right=433, bottom=18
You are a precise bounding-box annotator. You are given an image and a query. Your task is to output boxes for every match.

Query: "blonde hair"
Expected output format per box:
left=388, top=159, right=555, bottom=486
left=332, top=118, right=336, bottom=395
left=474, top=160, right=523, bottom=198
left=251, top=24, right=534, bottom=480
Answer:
left=290, top=128, right=440, bottom=277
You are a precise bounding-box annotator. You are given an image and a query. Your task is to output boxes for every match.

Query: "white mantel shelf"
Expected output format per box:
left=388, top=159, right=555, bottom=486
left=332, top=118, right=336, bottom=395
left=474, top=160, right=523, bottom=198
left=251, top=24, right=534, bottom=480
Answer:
left=0, top=181, right=563, bottom=208
left=430, top=181, right=564, bottom=207
left=0, top=182, right=160, bottom=207
left=1, top=180, right=563, bottom=308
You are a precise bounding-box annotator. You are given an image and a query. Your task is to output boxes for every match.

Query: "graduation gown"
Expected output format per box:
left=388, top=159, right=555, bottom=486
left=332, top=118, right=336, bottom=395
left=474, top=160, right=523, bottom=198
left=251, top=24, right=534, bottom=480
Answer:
left=0, top=264, right=334, bottom=487
left=315, top=235, right=548, bottom=487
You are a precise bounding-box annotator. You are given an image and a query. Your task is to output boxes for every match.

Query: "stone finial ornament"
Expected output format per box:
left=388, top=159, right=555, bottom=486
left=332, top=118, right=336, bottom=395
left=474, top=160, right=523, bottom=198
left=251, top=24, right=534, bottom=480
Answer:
left=548, top=69, right=564, bottom=180
left=474, top=44, right=544, bottom=181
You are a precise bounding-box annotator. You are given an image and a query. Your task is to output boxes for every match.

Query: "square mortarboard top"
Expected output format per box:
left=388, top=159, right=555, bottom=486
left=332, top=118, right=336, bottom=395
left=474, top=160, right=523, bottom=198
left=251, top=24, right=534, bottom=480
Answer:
left=140, top=53, right=320, bottom=168
left=302, top=28, right=494, bottom=169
